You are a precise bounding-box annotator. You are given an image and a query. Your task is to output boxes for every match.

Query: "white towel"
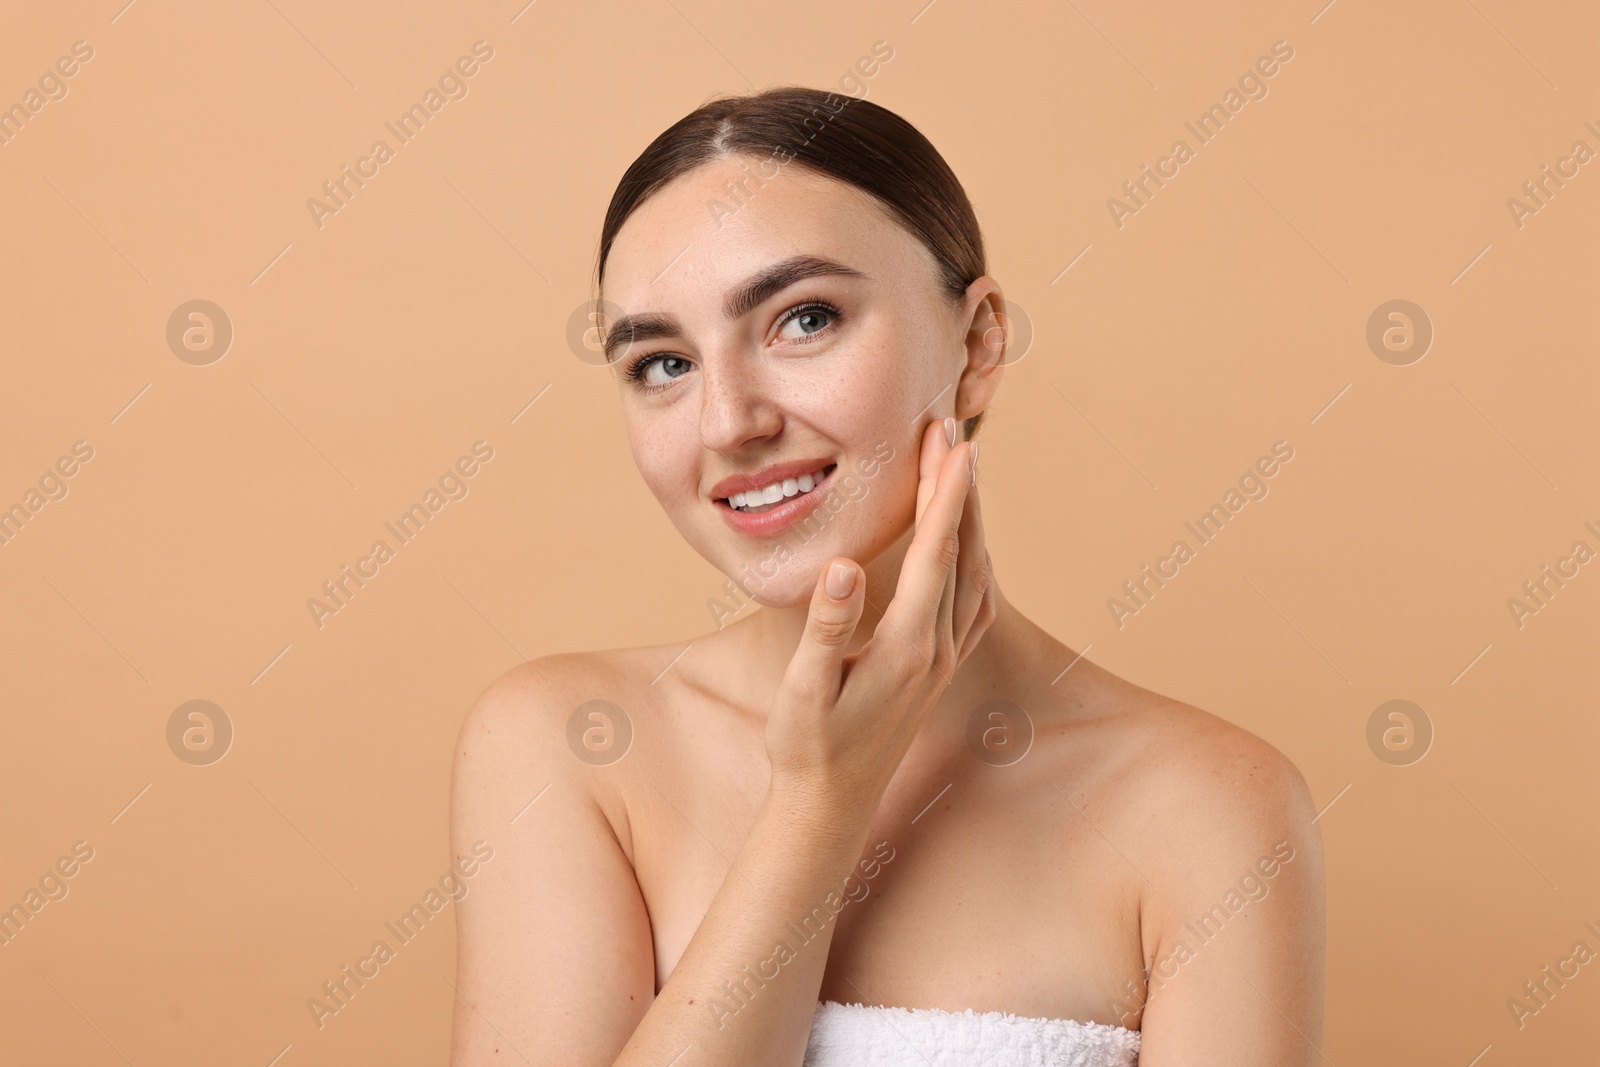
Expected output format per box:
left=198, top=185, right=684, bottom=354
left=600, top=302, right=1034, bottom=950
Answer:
left=803, top=999, right=1141, bottom=1066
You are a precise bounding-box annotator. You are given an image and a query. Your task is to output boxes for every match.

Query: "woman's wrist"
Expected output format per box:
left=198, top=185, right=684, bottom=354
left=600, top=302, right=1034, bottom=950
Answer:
left=763, top=768, right=880, bottom=849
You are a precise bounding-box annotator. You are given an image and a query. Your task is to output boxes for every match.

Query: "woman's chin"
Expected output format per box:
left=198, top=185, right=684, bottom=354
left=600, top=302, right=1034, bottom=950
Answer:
left=709, top=520, right=909, bottom=612
left=744, top=575, right=823, bottom=610
left=716, top=554, right=836, bottom=610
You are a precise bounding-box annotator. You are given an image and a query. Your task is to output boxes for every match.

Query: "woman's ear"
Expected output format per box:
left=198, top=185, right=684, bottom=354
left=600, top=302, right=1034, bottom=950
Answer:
left=955, top=276, right=1009, bottom=428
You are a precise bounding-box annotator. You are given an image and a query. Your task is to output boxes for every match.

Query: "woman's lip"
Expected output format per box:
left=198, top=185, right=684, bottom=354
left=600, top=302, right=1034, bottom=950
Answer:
left=715, top=464, right=838, bottom=538
left=708, top=457, right=837, bottom=501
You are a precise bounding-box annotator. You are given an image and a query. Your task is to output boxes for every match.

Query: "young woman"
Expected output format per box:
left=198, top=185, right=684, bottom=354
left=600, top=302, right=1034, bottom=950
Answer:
left=450, top=87, right=1325, bottom=1066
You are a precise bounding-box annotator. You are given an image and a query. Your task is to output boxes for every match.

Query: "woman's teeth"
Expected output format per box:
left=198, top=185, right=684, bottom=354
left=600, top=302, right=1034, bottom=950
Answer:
left=728, top=466, right=832, bottom=513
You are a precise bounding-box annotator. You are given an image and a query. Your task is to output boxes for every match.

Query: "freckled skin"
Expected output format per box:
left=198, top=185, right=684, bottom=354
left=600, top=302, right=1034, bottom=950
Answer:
left=603, top=155, right=991, bottom=614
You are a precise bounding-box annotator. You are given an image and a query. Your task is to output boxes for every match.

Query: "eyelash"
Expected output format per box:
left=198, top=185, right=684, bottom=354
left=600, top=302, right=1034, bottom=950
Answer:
left=621, top=300, right=843, bottom=390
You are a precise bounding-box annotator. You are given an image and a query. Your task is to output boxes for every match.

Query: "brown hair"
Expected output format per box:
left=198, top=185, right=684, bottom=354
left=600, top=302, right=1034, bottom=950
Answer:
left=594, top=86, right=990, bottom=440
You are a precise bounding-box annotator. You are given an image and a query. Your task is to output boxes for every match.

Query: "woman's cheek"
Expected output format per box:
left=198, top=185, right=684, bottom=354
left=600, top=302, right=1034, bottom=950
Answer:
left=628, top=450, right=684, bottom=514
left=859, top=454, right=918, bottom=538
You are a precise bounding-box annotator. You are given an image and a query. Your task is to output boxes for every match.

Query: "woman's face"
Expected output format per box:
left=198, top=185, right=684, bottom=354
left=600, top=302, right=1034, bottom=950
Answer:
left=601, top=153, right=998, bottom=607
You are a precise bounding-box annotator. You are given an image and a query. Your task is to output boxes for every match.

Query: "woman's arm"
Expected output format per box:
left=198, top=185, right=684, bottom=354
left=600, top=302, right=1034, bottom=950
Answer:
left=1132, top=726, right=1328, bottom=1065
left=447, top=658, right=881, bottom=1067
left=448, top=658, right=652, bottom=1066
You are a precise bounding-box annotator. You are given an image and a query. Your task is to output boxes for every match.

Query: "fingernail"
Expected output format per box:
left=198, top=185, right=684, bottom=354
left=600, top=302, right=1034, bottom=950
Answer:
left=943, top=416, right=956, bottom=448
left=969, top=441, right=980, bottom=486
left=826, top=561, right=856, bottom=600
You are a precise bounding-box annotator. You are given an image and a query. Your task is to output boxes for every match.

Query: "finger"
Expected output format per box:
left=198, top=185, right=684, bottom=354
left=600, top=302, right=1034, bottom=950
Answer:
left=898, top=416, right=955, bottom=674
left=955, top=555, right=996, bottom=667
left=881, top=439, right=973, bottom=658
left=781, top=557, right=866, bottom=705
left=914, top=416, right=956, bottom=527
left=933, top=454, right=963, bottom=669
left=937, top=439, right=986, bottom=673
left=956, top=551, right=996, bottom=667
left=953, top=449, right=996, bottom=664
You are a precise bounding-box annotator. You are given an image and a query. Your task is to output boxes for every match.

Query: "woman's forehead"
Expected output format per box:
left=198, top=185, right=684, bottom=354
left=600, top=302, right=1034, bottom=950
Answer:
left=603, top=159, right=926, bottom=309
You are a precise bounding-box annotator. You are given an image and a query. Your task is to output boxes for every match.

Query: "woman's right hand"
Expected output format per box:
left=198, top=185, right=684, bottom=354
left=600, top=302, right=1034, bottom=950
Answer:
left=764, top=416, right=995, bottom=823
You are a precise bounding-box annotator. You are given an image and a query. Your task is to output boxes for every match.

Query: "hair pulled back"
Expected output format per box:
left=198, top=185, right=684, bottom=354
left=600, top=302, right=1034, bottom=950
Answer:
left=595, top=86, right=991, bottom=439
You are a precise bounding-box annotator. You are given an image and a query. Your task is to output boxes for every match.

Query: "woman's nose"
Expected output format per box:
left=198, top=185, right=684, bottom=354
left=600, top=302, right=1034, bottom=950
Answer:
left=696, top=354, right=782, bottom=453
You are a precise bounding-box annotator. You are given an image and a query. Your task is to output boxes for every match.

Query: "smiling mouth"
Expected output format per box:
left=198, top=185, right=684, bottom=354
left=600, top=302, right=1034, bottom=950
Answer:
left=720, top=463, right=837, bottom=513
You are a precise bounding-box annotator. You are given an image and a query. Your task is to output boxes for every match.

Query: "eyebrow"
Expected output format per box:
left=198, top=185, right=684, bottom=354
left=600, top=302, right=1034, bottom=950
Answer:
left=603, top=254, right=868, bottom=362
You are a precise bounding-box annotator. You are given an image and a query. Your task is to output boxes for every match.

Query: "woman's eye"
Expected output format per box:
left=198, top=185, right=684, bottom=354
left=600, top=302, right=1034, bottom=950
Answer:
left=626, top=303, right=840, bottom=389
left=636, top=355, right=692, bottom=388
left=776, top=303, right=838, bottom=342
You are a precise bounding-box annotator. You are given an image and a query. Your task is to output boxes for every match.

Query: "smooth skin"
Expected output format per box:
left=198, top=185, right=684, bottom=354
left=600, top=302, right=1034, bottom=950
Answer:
left=450, top=155, right=1325, bottom=1067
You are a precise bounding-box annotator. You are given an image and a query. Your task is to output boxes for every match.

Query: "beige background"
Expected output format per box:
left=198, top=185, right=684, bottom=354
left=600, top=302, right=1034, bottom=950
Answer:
left=1, top=0, right=1595, bottom=1063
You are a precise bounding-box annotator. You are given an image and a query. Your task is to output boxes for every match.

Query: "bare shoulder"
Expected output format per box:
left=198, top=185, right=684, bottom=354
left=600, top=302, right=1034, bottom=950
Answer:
left=1066, top=666, right=1327, bottom=1054
left=1067, top=664, right=1322, bottom=875
left=450, top=646, right=668, bottom=852
left=451, top=654, right=584, bottom=789
left=452, top=645, right=669, bottom=756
